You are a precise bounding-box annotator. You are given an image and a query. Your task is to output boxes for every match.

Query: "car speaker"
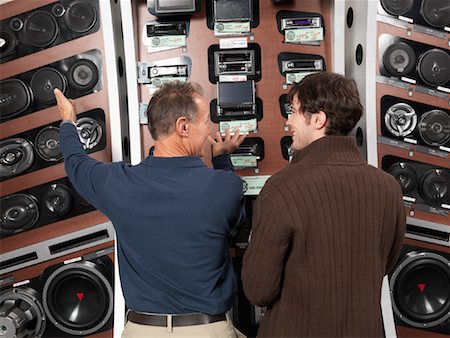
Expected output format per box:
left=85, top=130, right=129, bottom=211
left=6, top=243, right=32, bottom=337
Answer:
left=418, top=109, right=450, bottom=146
left=0, top=79, right=33, bottom=122
left=34, top=126, right=62, bottom=162
left=420, top=0, right=450, bottom=28
left=42, top=184, right=72, bottom=219
left=0, top=138, right=34, bottom=179
left=64, top=0, right=97, bottom=33
left=382, top=42, right=416, bottom=77
left=30, top=67, right=67, bottom=105
left=418, top=169, right=450, bottom=207
left=23, top=10, right=59, bottom=48
left=388, top=162, right=418, bottom=195
left=76, top=117, right=103, bottom=150
left=380, top=0, right=415, bottom=16
left=0, top=28, right=18, bottom=59
left=384, top=102, right=417, bottom=137
left=417, top=49, right=450, bottom=87
left=68, top=59, right=99, bottom=91
left=0, top=193, right=39, bottom=238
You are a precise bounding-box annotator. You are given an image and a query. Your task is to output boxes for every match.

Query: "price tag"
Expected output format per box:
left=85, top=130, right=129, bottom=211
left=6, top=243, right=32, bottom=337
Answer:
left=215, top=22, right=250, bottom=35
left=285, top=28, right=324, bottom=43
left=242, top=175, right=271, bottom=196
left=231, top=155, right=258, bottom=168
left=219, top=118, right=257, bottom=134
left=286, top=72, right=316, bottom=84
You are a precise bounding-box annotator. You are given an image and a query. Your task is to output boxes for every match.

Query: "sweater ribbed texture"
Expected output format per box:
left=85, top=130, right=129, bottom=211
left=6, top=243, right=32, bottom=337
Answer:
left=242, top=136, right=406, bottom=338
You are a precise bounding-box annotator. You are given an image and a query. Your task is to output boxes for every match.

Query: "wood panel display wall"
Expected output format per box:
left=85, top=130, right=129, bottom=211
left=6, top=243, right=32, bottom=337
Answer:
left=375, top=0, right=450, bottom=337
left=0, top=1, right=118, bottom=337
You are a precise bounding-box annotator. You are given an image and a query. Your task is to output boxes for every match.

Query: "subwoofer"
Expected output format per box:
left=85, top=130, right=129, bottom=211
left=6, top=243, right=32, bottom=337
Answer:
left=390, top=244, right=450, bottom=335
left=0, top=79, right=33, bottom=122
left=0, top=138, right=34, bottom=179
left=0, top=193, right=39, bottom=238
left=418, top=109, right=450, bottom=146
left=388, top=162, right=418, bottom=194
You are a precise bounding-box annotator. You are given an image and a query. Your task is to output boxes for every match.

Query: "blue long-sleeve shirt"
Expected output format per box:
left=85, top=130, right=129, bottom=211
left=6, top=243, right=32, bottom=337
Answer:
left=59, top=123, right=246, bottom=315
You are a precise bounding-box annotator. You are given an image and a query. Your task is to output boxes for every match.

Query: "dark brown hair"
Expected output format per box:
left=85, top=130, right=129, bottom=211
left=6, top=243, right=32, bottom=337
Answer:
left=146, top=82, right=203, bottom=140
left=287, top=72, right=363, bottom=136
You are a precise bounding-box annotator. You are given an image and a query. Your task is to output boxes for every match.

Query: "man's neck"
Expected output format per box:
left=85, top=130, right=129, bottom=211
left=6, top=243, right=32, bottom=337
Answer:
left=153, top=137, right=191, bottom=157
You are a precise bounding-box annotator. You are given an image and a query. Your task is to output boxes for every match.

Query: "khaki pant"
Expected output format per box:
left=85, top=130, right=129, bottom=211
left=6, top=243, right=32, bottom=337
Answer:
left=121, top=315, right=247, bottom=338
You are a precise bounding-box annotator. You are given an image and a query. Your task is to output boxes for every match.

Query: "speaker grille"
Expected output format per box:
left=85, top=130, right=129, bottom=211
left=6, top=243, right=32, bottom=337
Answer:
left=42, top=184, right=72, bottom=218
left=24, top=10, right=58, bottom=47
left=419, top=169, right=450, bottom=206
left=0, top=193, right=39, bottom=236
left=65, top=1, right=97, bottom=33
left=0, top=138, right=34, bottom=179
left=76, top=117, right=102, bottom=150
left=420, top=0, right=450, bottom=28
left=384, top=102, right=417, bottom=137
left=417, top=49, right=450, bottom=86
left=35, top=126, right=62, bottom=161
left=68, top=59, right=99, bottom=91
left=388, top=162, right=418, bottom=194
left=30, top=67, right=67, bottom=104
left=418, top=109, right=450, bottom=146
left=383, top=42, right=416, bottom=77
left=0, top=79, right=33, bottom=122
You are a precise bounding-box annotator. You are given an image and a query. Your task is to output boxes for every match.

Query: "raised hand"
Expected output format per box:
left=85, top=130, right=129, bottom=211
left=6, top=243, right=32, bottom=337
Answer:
left=54, top=88, right=77, bottom=122
left=208, top=128, right=247, bottom=157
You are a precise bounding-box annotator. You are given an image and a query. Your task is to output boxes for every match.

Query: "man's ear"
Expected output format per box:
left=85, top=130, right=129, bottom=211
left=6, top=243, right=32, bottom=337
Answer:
left=313, top=110, right=327, bottom=130
left=176, top=116, right=189, bottom=137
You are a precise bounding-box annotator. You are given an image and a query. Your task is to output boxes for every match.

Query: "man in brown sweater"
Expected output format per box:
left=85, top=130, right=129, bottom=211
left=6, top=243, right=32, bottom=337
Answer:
left=242, top=72, right=406, bottom=337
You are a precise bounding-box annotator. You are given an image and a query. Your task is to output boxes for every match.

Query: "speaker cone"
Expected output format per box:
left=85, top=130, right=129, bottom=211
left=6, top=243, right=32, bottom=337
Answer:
left=417, top=49, right=450, bottom=86
left=65, top=1, right=97, bottom=33
left=388, top=162, right=418, bottom=195
left=0, top=28, right=18, bottom=59
left=418, top=109, right=450, bottom=146
left=68, top=59, right=99, bottom=91
left=42, top=260, right=113, bottom=335
left=42, top=184, right=72, bottom=218
left=420, top=0, right=450, bottom=28
left=35, top=126, right=62, bottom=161
left=390, top=252, right=450, bottom=328
left=24, top=10, right=58, bottom=47
left=383, top=42, right=416, bottom=77
left=380, top=0, right=414, bottom=16
left=0, top=287, right=46, bottom=338
left=384, top=103, right=417, bottom=137
left=0, top=79, right=33, bottom=122
left=30, top=67, right=67, bottom=104
left=0, top=138, right=34, bottom=179
left=76, top=117, right=102, bottom=150
left=419, top=169, right=450, bottom=206
left=0, top=193, right=39, bottom=237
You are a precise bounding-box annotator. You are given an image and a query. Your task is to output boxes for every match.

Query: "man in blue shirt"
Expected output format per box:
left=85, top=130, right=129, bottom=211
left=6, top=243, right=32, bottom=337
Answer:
left=54, top=82, right=246, bottom=337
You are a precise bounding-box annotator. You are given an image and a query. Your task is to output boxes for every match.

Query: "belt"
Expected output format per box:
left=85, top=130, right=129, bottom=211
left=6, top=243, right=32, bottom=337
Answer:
left=128, top=310, right=226, bottom=327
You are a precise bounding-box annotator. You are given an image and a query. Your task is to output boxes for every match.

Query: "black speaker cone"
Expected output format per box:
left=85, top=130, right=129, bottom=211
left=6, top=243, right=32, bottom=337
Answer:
left=418, top=109, right=450, bottom=146
left=419, top=169, right=450, bottom=206
left=0, top=79, right=33, bottom=122
left=391, top=252, right=450, bottom=328
left=42, top=184, right=72, bottom=218
left=417, top=49, right=450, bottom=86
left=0, top=138, right=34, bottom=179
left=0, top=287, right=46, bottom=338
left=30, top=67, right=67, bottom=104
left=388, top=162, right=418, bottom=194
left=24, top=10, right=58, bottom=47
left=68, top=59, right=99, bottom=91
left=76, top=117, right=102, bottom=150
left=35, top=126, right=62, bottom=161
left=42, top=261, right=113, bottom=335
left=384, top=103, right=417, bottom=137
left=0, top=193, right=39, bottom=237
left=383, top=42, right=416, bottom=77
left=380, top=0, right=414, bottom=16
left=420, top=0, right=450, bottom=28
left=0, top=28, right=18, bottom=59
left=65, top=1, right=97, bottom=33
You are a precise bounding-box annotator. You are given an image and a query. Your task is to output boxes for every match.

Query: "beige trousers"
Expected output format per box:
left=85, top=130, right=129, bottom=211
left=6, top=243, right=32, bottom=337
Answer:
left=121, top=316, right=247, bottom=338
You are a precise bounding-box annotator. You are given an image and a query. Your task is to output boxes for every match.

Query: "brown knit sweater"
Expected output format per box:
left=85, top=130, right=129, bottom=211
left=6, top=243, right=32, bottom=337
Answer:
left=242, top=136, right=406, bottom=338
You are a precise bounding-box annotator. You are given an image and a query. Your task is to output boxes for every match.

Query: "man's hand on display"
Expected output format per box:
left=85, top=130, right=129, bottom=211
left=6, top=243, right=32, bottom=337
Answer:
left=208, top=128, right=247, bottom=157
left=54, top=88, right=77, bottom=122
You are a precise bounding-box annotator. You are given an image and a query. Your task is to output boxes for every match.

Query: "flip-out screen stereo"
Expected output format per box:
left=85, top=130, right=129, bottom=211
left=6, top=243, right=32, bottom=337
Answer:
left=0, top=0, right=100, bottom=64
left=217, top=80, right=255, bottom=118
left=389, top=243, right=450, bottom=335
left=383, top=156, right=450, bottom=211
left=0, top=108, right=106, bottom=181
left=147, top=0, right=201, bottom=16
left=0, top=49, right=102, bottom=122
left=379, top=34, right=450, bottom=91
left=206, top=0, right=259, bottom=30
left=381, top=95, right=450, bottom=149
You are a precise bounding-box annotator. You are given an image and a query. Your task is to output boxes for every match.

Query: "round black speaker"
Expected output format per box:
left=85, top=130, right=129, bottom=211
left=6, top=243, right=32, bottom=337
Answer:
left=0, top=287, right=46, bottom=338
left=42, top=184, right=72, bottom=218
left=24, top=10, right=59, bottom=47
left=419, top=169, right=450, bottom=206
left=0, top=79, right=33, bottom=122
left=64, top=1, right=97, bottom=33
left=68, top=59, right=99, bottom=91
left=418, top=109, right=450, bottom=146
left=76, top=117, right=102, bottom=150
left=388, top=162, right=418, bottom=195
left=30, top=67, right=67, bottom=104
left=35, top=126, right=62, bottom=161
left=390, top=252, right=450, bottom=328
left=420, top=0, right=450, bottom=28
left=0, top=28, right=18, bottom=59
left=384, top=103, right=417, bottom=137
left=383, top=42, right=416, bottom=77
left=42, top=260, right=113, bottom=336
left=380, top=0, right=414, bottom=16
left=0, top=193, right=39, bottom=237
left=0, top=138, right=34, bottom=179
left=417, top=49, right=450, bottom=86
